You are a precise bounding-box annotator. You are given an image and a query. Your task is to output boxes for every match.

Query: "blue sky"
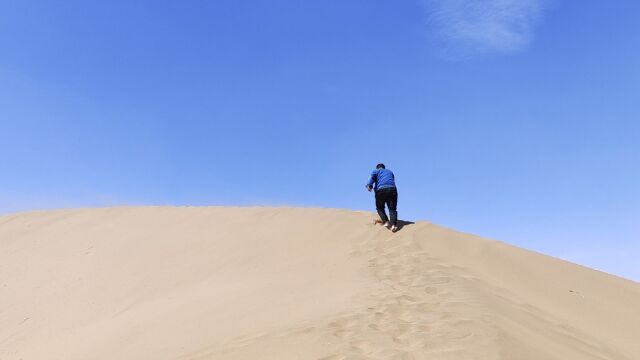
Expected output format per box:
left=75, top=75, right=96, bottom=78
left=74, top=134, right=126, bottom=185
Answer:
left=1, top=1, right=638, bottom=281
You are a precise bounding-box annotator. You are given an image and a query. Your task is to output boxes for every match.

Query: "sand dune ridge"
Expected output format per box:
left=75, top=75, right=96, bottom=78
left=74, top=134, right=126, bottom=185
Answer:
left=1, top=207, right=638, bottom=359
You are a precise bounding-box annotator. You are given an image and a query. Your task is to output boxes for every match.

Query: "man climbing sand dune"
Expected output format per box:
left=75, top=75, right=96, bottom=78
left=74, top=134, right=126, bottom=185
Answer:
left=366, top=163, right=399, bottom=232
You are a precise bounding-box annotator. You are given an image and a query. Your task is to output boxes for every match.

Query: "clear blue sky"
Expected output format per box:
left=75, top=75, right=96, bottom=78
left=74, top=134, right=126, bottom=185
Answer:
left=1, top=1, right=638, bottom=281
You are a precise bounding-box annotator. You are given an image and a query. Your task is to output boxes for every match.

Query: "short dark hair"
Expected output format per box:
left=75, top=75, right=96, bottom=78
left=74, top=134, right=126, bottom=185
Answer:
left=376, top=163, right=385, bottom=169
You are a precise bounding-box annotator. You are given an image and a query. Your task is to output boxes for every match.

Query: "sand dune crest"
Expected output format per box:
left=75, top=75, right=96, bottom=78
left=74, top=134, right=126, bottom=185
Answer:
left=1, top=207, right=638, bottom=359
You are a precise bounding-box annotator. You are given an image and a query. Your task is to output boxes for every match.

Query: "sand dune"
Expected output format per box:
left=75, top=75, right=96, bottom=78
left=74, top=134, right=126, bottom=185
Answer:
left=1, top=207, right=638, bottom=359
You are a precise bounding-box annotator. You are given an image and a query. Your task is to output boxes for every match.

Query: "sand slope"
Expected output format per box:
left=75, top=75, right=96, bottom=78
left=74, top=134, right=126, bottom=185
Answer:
left=1, top=207, right=638, bottom=360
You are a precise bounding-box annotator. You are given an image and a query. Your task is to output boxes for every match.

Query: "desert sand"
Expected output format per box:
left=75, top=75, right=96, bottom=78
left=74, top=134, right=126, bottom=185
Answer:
left=1, top=206, right=638, bottom=359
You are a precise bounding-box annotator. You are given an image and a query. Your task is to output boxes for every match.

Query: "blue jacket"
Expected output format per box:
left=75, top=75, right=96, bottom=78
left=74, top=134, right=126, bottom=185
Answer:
left=367, top=168, right=396, bottom=191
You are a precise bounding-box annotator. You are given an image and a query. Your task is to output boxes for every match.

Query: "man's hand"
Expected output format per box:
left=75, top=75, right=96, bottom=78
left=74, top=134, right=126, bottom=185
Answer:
left=366, top=185, right=373, bottom=192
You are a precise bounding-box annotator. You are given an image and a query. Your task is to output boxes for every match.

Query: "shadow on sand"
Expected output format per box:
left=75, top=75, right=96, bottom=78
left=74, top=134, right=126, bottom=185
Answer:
left=395, top=220, right=415, bottom=232
left=374, top=219, right=415, bottom=232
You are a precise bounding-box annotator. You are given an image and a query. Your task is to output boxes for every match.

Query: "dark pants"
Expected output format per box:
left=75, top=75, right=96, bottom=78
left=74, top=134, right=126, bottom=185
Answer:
left=375, top=187, right=398, bottom=226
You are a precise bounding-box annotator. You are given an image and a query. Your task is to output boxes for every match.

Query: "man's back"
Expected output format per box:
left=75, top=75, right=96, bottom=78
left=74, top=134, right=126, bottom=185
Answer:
left=369, top=168, right=396, bottom=191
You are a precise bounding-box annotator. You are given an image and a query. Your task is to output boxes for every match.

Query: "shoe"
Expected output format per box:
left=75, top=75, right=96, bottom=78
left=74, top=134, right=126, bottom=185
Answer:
left=384, top=221, right=391, bottom=228
left=391, top=225, right=398, bottom=233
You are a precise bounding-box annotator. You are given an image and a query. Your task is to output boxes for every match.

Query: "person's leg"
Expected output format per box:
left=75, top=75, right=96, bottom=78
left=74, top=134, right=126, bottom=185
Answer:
left=375, top=190, right=389, bottom=223
left=387, top=188, right=398, bottom=226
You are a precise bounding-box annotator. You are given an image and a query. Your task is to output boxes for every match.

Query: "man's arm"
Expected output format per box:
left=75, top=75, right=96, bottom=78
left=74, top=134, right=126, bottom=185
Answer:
left=366, top=170, right=377, bottom=192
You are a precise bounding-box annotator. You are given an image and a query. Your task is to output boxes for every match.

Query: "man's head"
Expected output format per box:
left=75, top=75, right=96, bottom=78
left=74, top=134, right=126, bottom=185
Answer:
left=376, top=163, right=386, bottom=169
